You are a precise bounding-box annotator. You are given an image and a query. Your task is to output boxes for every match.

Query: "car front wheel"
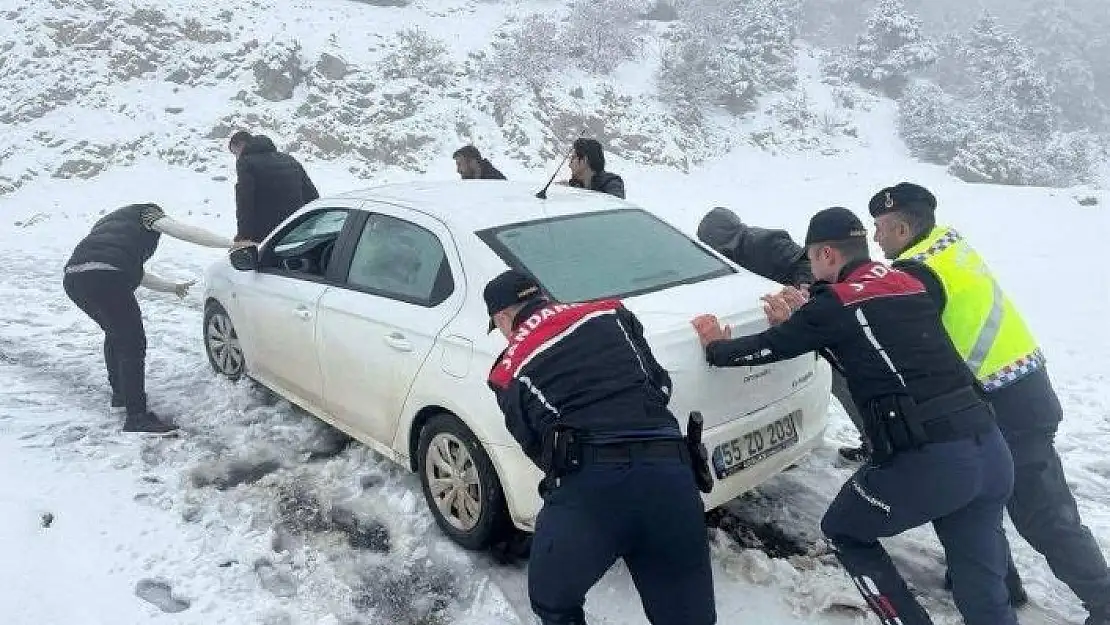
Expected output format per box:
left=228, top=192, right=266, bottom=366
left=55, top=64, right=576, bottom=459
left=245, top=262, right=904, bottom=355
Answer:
left=417, top=412, right=510, bottom=550
left=204, top=302, right=245, bottom=381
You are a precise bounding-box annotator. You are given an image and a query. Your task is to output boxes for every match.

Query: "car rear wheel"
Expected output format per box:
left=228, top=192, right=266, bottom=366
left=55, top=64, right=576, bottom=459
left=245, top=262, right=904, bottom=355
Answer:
left=204, top=302, right=245, bottom=381
left=417, top=413, right=510, bottom=550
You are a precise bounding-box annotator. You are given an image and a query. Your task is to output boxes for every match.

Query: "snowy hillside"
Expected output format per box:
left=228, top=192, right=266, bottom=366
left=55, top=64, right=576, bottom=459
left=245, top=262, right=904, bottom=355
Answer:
left=2, top=0, right=1109, bottom=624
left=0, top=0, right=887, bottom=197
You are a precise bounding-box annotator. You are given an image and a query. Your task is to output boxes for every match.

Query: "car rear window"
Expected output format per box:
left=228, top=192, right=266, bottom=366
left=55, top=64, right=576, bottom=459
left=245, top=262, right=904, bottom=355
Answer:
left=477, top=208, right=735, bottom=302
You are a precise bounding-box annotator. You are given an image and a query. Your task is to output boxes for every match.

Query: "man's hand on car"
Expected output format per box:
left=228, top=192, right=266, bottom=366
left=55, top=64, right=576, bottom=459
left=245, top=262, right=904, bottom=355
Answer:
left=691, top=314, right=732, bottom=347
left=779, top=285, right=809, bottom=309
left=760, top=293, right=794, bottom=326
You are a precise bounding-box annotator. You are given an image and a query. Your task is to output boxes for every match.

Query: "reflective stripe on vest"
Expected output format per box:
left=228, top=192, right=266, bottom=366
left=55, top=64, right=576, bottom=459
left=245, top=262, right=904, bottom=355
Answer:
left=899, top=226, right=1043, bottom=391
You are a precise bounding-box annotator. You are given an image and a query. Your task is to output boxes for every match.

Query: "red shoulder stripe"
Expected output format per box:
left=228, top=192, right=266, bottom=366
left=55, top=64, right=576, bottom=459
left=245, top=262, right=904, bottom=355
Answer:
left=488, top=299, right=621, bottom=389
left=830, top=262, right=925, bottom=306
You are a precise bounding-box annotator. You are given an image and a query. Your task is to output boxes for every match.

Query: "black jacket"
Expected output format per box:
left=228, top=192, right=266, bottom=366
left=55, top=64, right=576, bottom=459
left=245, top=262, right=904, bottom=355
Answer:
left=235, top=136, right=319, bottom=242
left=478, top=158, right=506, bottom=180
left=696, top=207, right=813, bottom=287
left=705, top=260, right=978, bottom=418
left=487, top=298, right=681, bottom=471
left=570, top=171, right=625, bottom=199
left=66, top=203, right=165, bottom=289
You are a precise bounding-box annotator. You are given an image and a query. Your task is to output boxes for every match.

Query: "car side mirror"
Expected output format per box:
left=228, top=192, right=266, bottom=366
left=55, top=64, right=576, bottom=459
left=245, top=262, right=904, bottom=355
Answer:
left=229, top=245, right=259, bottom=271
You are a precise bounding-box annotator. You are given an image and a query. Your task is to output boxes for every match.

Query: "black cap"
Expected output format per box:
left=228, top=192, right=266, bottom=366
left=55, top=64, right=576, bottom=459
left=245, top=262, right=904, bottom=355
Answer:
left=804, top=207, right=868, bottom=246
left=483, top=269, right=543, bottom=332
left=868, top=182, right=937, bottom=218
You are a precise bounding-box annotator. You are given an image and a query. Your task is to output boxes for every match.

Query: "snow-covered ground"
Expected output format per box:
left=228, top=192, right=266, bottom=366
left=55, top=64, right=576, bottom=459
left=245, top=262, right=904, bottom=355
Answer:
left=2, top=133, right=1108, bottom=624
left=2, top=0, right=1109, bottom=623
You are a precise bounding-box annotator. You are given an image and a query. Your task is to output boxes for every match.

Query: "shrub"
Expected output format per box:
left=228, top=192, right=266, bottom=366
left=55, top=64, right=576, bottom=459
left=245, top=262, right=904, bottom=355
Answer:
left=659, top=0, right=800, bottom=115
left=379, top=28, right=455, bottom=88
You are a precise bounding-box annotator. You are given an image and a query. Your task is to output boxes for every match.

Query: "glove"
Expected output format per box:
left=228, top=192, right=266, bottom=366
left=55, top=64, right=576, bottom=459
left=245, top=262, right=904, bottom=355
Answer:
left=174, top=280, right=196, bottom=299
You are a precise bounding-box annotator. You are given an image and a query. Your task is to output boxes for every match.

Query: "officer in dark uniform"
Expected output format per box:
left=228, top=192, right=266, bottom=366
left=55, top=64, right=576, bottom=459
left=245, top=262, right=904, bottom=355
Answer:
left=695, top=206, right=871, bottom=462
left=484, top=269, right=715, bottom=625
left=64, top=203, right=231, bottom=434
left=692, top=207, right=1017, bottom=625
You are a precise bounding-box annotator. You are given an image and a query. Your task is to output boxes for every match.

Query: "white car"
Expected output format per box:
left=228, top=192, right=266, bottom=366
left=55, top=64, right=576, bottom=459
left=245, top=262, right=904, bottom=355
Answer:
left=203, top=180, right=831, bottom=549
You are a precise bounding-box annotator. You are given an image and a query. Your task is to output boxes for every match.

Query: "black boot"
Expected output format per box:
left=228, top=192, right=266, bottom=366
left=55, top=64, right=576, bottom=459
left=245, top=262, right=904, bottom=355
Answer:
left=123, top=410, right=179, bottom=435
left=838, top=444, right=870, bottom=463
left=117, top=358, right=178, bottom=435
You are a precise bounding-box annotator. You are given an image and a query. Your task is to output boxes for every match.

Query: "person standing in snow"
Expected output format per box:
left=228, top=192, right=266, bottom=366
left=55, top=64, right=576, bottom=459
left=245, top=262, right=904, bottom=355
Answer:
left=63, top=203, right=231, bottom=434
left=693, top=207, right=1017, bottom=625
left=870, top=182, right=1110, bottom=625
left=228, top=130, right=319, bottom=245
left=452, top=144, right=507, bottom=180
left=695, top=206, right=871, bottom=463
left=561, top=138, right=625, bottom=199
left=484, top=269, right=715, bottom=625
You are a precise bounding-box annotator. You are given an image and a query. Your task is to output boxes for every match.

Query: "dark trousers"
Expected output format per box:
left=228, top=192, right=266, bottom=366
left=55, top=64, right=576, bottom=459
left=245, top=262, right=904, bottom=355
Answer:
left=992, top=369, right=1110, bottom=612
left=63, top=270, right=148, bottom=415
left=528, top=457, right=715, bottom=625
left=821, top=426, right=1018, bottom=625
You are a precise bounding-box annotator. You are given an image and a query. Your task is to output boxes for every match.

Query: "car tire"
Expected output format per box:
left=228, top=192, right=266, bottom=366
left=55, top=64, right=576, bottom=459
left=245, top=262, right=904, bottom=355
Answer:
left=417, top=412, right=511, bottom=550
left=203, top=301, right=246, bottom=381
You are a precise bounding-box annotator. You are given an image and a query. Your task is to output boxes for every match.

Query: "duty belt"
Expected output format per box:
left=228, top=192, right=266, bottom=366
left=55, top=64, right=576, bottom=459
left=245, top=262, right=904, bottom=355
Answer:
left=867, top=387, right=996, bottom=464
left=578, top=439, right=690, bottom=465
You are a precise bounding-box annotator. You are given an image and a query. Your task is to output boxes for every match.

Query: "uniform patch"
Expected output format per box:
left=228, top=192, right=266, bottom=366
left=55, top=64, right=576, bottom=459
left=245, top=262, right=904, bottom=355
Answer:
left=830, top=262, right=925, bottom=306
left=488, top=299, right=622, bottom=389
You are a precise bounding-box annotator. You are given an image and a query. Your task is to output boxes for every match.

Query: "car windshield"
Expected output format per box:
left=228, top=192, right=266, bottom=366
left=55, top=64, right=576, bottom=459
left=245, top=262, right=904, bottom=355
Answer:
left=478, top=209, right=735, bottom=301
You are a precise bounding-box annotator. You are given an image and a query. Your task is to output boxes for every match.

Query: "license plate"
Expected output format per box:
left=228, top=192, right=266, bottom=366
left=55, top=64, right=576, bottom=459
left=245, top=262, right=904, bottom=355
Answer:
left=711, top=411, right=800, bottom=479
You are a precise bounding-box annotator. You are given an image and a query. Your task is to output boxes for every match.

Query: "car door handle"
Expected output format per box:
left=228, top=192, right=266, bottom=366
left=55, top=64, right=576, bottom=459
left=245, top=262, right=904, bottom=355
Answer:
left=292, top=307, right=312, bottom=321
left=383, top=332, right=413, bottom=352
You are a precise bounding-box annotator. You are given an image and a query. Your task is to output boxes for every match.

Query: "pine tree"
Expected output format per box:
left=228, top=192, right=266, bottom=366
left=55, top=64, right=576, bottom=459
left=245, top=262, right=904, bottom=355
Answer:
left=974, top=15, right=1055, bottom=138
left=1017, top=0, right=1106, bottom=131
left=660, top=0, right=800, bottom=115
left=850, top=0, right=936, bottom=97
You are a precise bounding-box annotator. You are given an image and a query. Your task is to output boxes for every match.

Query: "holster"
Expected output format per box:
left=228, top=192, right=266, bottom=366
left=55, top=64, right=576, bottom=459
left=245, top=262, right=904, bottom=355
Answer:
left=537, top=425, right=582, bottom=496
left=865, top=388, right=996, bottom=465
left=687, top=412, right=714, bottom=494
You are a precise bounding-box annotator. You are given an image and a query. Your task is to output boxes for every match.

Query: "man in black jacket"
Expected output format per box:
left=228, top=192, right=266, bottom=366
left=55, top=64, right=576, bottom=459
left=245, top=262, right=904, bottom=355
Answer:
left=692, top=207, right=1017, bottom=625
left=696, top=206, right=870, bottom=462
left=64, top=204, right=231, bottom=434
left=228, top=131, right=319, bottom=244
left=453, top=144, right=507, bottom=180
left=564, top=138, right=625, bottom=199
left=485, top=269, right=715, bottom=625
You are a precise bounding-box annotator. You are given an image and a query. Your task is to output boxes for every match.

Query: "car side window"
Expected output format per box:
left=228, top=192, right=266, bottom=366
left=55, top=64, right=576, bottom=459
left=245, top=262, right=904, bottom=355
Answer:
left=345, top=214, right=454, bottom=306
left=261, top=209, right=350, bottom=278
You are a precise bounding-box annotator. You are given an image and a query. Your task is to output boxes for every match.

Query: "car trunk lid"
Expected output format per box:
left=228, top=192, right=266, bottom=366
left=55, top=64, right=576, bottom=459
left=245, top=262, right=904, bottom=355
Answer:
left=622, top=271, right=818, bottom=429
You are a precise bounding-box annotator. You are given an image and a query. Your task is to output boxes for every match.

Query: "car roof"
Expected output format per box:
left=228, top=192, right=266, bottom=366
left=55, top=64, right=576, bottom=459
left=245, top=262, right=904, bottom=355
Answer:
left=327, top=180, right=639, bottom=232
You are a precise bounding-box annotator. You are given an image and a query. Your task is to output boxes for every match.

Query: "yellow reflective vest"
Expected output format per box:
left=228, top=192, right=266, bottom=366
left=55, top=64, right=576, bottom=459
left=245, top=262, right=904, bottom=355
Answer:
left=897, top=226, right=1044, bottom=391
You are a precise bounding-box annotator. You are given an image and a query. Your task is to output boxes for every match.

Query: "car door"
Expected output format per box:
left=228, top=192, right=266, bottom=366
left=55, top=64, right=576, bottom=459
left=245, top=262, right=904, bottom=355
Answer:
left=315, top=205, right=465, bottom=446
left=233, top=206, right=358, bottom=408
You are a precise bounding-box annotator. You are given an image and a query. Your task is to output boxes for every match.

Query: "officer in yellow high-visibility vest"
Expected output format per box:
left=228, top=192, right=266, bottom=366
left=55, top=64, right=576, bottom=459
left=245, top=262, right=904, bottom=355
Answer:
left=869, top=182, right=1110, bottom=625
